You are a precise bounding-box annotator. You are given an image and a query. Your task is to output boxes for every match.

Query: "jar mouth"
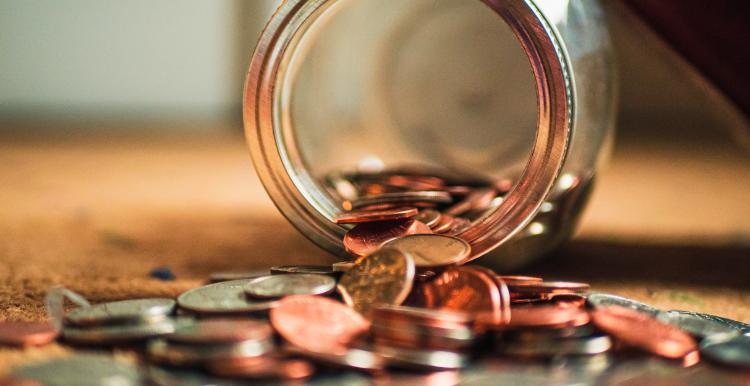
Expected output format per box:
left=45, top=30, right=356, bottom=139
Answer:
left=244, top=0, right=573, bottom=261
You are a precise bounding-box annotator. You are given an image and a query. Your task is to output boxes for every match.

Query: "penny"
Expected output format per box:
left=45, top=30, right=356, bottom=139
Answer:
left=384, top=175, right=445, bottom=191
left=497, top=275, right=543, bottom=285
left=270, top=265, right=338, bottom=276
left=444, top=188, right=496, bottom=216
left=64, top=298, right=175, bottom=326
left=335, top=207, right=418, bottom=224
left=382, top=234, right=471, bottom=267
left=700, top=333, right=750, bottom=368
left=148, top=339, right=274, bottom=367
left=338, top=247, right=415, bottom=316
left=591, top=306, right=698, bottom=360
left=446, top=217, right=472, bottom=236
left=209, top=270, right=268, bottom=283
left=375, top=345, right=469, bottom=370
left=10, top=354, right=142, bottom=386
left=506, top=305, right=590, bottom=329
left=207, top=356, right=315, bottom=380
left=286, top=346, right=385, bottom=373
left=658, top=310, right=743, bottom=339
left=550, top=294, right=587, bottom=309
left=431, top=215, right=455, bottom=234
left=244, top=274, right=336, bottom=299
left=167, top=318, right=273, bottom=345
left=586, top=293, right=661, bottom=317
left=420, top=266, right=508, bottom=326
left=270, top=295, right=370, bottom=354
left=372, top=305, right=472, bottom=330
left=508, top=281, right=590, bottom=301
left=177, top=280, right=279, bottom=315
left=350, top=191, right=452, bottom=210
left=498, top=334, right=612, bottom=357
left=62, top=318, right=178, bottom=344
left=343, top=218, right=432, bottom=257
left=0, top=321, right=58, bottom=347
left=414, top=209, right=442, bottom=228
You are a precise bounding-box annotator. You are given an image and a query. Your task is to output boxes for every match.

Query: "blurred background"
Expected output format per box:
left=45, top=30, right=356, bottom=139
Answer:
left=0, top=0, right=748, bottom=303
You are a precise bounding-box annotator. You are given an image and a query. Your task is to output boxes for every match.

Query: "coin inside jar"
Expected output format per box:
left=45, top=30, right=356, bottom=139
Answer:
left=244, top=274, right=336, bottom=299
left=64, top=298, right=176, bottom=326
left=334, top=207, right=418, bottom=224
left=350, top=191, right=452, bottom=210
left=343, top=218, right=432, bottom=257
left=381, top=234, right=471, bottom=268
left=337, top=247, right=416, bottom=316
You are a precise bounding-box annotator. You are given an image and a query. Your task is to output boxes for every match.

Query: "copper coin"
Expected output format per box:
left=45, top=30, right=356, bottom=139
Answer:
left=343, top=218, right=432, bottom=257
left=508, top=281, right=590, bottom=300
left=167, top=318, right=273, bottom=345
left=431, top=215, right=455, bottom=234
left=421, top=266, right=505, bottom=326
left=414, top=209, right=442, bottom=228
left=382, top=234, right=471, bottom=267
left=446, top=217, right=472, bottom=236
left=335, top=207, right=418, bottom=224
left=591, top=305, right=698, bottom=360
left=372, top=305, right=471, bottom=330
left=270, top=295, right=370, bottom=354
left=444, top=188, right=496, bottom=216
left=507, top=305, right=590, bottom=329
left=337, top=248, right=415, bottom=316
left=384, top=175, right=445, bottom=191
left=351, top=191, right=452, bottom=210
left=497, top=275, right=543, bottom=285
left=0, top=321, right=58, bottom=347
left=207, top=356, right=314, bottom=380
left=550, top=294, right=587, bottom=309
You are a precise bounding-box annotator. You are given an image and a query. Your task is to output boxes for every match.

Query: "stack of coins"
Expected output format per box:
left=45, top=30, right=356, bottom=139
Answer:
left=61, top=298, right=179, bottom=345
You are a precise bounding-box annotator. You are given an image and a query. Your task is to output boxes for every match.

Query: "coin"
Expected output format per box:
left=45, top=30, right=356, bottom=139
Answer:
left=586, top=293, right=661, bottom=317
left=244, top=274, right=336, bottom=299
left=506, top=305, right=590, bottom=329
left=444, top=188, right=496, bottom=216
left=0, top=321, right=58, bottom=347
left=209, top=270, right=268, bottom=283
left=177, top=280, right=279, bottom=315
left=270, top=265, right=338, bottom=276
left=431, top=215, right=456, bottom=234
left=420, top=266, right=508, bottom=326
left=207, top=356, right=315, bottom=380
left=384, top=175, right=445, bottom=191
left=658, top=310, right=743, bottom=339
left=148, top=339, right=274, bottom=367
left=446, top=217, right=472, bottom=236
left=414, top=209, right=442, bottom=228
left=286, top=346, right=385, bottom=373
left=351, top=191, right=452, bottom=210
left=375, top=345, right=469, bottom=370
left=337, top=248, right=415, bottom=316
left=591, top=306, right=698, bottom=360
left=382, top=234, right=471, bottom=267
left=62, top=318, right=178, bottom=344
left=508, top=281, right=590, bottom=301
left=497, top=275, right=543, bottom=285
left=335, top=207, right=418, bottom=224
left=167, top=318, right=273, bottom=345
left=663, top=310, right=750, bottom=335
left=10, top=354, right=142, bottom=386
left=498, top=334, right=612, bottom=357
left=64, top=298, right=175, bottom=326
left=700, top=333, right=750, bottom=368
left=343, top=218, right=432, bottom=257
left=332, top=261, right=355, bottom=272
left=270, top=295, right=370, bottom=354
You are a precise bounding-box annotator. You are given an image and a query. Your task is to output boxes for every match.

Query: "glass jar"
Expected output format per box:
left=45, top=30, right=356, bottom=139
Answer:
left=244, top=0, right=615, bottom=270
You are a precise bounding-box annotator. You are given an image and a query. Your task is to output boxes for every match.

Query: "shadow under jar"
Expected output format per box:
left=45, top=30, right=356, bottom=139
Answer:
left=244, top=0, right=615, bottom=270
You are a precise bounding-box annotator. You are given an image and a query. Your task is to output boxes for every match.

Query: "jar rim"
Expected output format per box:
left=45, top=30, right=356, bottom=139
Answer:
left=244, top=0, right=573, bottom=261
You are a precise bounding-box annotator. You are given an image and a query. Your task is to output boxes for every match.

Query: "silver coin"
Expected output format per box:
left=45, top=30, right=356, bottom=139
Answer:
left=658, top=310, right=743, bottom=339
left=62, top=318, right=179, bottom=344
left=148, top=338, right=274, bottom=367
left=375, top=345, right=469, bottom=370
left=270, top=265, right=338, bottom=276
left=244, top=274, right=337, bottom=299
left=351, top=191, right=452, bottom=209
left=382, top=234, right=471, bottom=267
left=700, top=333, right=750, bottom=368
left=177, top=279, right=279, bottom=315
left=498, top=334, right=612, bottom=357
left=209, top=270, right=268, bottom=283
left=64, top=298, right=175, bottom=326
left=10, top=353, right=142, bottom=386
left=664, top=310, right=750, bottom=335
left=286, top=346, right=385, bottom=372
left=586, top=293, right=661, bottom=317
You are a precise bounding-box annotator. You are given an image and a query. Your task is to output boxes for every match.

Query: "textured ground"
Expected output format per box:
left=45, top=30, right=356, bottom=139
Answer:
left=0, top=131, right=748, bottom=374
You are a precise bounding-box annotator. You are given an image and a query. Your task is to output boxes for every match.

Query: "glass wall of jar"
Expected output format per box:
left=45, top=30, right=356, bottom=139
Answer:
left=244, top=0, right=616, bottom=270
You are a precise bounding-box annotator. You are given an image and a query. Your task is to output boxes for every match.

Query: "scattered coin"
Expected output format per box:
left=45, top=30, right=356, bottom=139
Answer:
left=700, top=333, right=750, bottom=368
left=148, top=338, right=274, bottom=367
left=586, top=293, right=661, bottom=317
left=64, top=298, right=175, bottom=326
left=177, top=279, right=279, bottom=315
left=332, top=261, right=355, bottom=272
left=507, top=305, right=591, bottom=329
left=658, top=310, right=743, bottom=339
left=591, top=306, right=698, bottom=360
left=335, top=207, right=418, bottom=224
left=207, top=356, right=315, bottom=380
left=167, top=318, right=273, bottom=345
left=663, top=310, right=750, bottom=335
left=414, top=209, right=442, bottom=228
left=286, top=346, right=385, bottom=373
left=270, top=295, right=370, bottom=354
left=209, top=270, right=268, bottom=283
left=497, top=275, right=543, bottom=285
left=382, top=234, right=471, bottom=267
left=62, top=318, right=178, bottom=344
left=10, top=354, right=142, bottom=386
left=498, top=334, right=612, bottom=357
left=337, top=248, right=416, bottom=316
left=343, top=218, right=432, bottom=256
left=0, top=321, right=58, bottom=347
left=244, top=274, right=336, bottom=299
left=270, top=265, right=338, bottom=276
left=375, top=345, right=469, bottom=370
